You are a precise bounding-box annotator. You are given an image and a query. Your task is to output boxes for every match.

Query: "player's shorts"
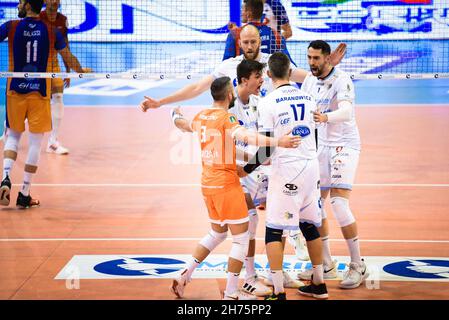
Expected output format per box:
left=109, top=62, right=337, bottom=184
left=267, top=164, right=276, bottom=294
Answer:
left=203, top=183, right=249, bottom=226
left=319, top=145, right=360, bottom=191
left=240, top=167, right=268, bottom=207
left=266, top=159, right=321, bottom=230
left=51, top=78, right=64, bottom=92
left=50, top=64, right=64, bottom=92
left=6, top=92, right=51, bottom=133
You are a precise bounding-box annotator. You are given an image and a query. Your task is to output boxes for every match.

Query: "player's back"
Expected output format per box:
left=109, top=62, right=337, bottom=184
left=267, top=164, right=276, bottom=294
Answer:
left=258, top=84, right=317, bottom=164
left=192, top=108, right=241, bottom=195
left=6, top=17, right=57, bottom=98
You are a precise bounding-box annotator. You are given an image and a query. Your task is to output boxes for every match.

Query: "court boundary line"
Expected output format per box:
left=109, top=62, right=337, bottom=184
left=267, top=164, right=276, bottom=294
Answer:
left=10, top=183, right=449, bottom=187
left=1, top=238, right=448, bottom=243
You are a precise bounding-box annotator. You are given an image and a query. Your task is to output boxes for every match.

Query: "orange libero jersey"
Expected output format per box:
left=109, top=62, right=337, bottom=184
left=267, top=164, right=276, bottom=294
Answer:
left=1, top=17, right=67, bottom=99
left=192, top=108, right=243, bottom=195
left=40, top=11, right=68, bottom=72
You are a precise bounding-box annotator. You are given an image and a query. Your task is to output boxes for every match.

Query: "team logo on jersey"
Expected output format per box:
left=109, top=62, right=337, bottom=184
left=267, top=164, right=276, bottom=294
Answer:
left=284, top=212, right=294, bottom=220
left=94, top=257, right=185, bottom=276
left=238, top=120, right=244, bottom=125
left=229, top=116, right=237, bottom=123
left=292, top=125, right=311, bottom=138
left=280, top=118, right=290, bottom=126
left=383, top=259, right=449, bottom=279
left=283, top=183, right=299, bottom=196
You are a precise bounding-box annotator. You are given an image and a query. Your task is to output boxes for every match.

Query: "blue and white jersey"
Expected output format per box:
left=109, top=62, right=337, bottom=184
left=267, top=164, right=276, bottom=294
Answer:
left=228, top=94, right=260, bottom=166
left=0, top=17, right=66, bottom=97
left=258, top=84, right=317, bottom=164
left=302, top=68, right=361, bottom=150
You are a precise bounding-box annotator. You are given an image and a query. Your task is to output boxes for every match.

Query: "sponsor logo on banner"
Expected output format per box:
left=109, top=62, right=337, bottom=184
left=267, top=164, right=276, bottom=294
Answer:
left=56, top=255, right=449, bottom=282
left=383, top=259, right=449, bottom=279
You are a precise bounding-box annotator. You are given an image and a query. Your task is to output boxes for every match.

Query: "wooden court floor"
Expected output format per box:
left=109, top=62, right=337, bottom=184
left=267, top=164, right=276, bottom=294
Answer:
left=0, top=105, right=448, bottom=300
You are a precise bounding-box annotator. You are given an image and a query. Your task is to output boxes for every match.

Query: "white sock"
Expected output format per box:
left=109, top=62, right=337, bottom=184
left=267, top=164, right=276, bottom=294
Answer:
left=346, top=237, right=362, bottom=265
left=244, top=256, right=256, bottom=280
left=21, top=171, right=34, bottom=196
left=271, top=270, right=284, bottom=294
left=321, top=236, right=333, bottom=266
left=3, top=158, right=15, bottom=180
left=312, top=264, right=324, bottom=285
left=225, top=271, right=240, bottom=295
left=184, top=256, right=200, bottom=280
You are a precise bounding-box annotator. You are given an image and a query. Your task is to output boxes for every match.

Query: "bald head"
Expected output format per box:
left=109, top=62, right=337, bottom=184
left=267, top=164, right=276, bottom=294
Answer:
left=239, top=24, right=261, bottom=61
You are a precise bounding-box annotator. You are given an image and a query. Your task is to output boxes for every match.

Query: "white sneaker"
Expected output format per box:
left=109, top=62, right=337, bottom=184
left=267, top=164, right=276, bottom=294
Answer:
left=339, top=259, right=369, bottom=289
left=170, top=269, right=190, bottom=298
left=288, top=231, right=310, bottom=261
left=242, top=275, right=272, bottom=297
left=297, top=260, right=338, bottom=281
left=264, top=271, right=305, bottom=288
left=223, top=289, right=258, bottom=300
left=46, top=141, right=69, bottom=155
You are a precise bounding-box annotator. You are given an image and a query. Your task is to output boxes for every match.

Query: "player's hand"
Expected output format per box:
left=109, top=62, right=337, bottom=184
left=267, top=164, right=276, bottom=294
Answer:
left=237, top=165, right=248, bottom=178
left=330, top=43, right=347, bottom=67
left=64, top=78, right=71, bottom=88
left=313, top=111, right=328, bottom=123
left=140, top=96, right=162, bottom=112
left=82, top=67, right=92, bottom=73
left=277, top=130, right=301, bottom=148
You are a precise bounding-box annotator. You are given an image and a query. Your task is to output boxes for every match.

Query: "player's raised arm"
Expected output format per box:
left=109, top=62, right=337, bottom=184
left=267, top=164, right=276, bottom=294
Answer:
left=140, top=75, right=215, bottom=112
left=171, top=107, right=193, bottom=133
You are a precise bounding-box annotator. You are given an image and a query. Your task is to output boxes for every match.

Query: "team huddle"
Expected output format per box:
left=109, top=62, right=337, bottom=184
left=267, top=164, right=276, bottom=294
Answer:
left=1, top=0, right=367, bottom=300
left=141, top=24, right=368, bottom=300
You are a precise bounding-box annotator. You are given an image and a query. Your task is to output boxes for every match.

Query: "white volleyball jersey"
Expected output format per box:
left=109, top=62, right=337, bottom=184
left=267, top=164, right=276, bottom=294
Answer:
left=228, top=94, right=260, bottom=166
left=212, top=53, right=297, bottom=97
left=301, top=68, right=361, bottom=150
left=258, top=84, right=317, bottom=164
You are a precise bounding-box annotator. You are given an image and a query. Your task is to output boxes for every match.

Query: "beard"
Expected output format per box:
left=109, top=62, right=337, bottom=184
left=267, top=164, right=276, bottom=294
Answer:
left=243, top=45, right=260, bottom=61
left=310, top=65, right=324, bottom=78
left=18, top=7, right=26, bottom=18
left=228, top=96, right=236, bottom=109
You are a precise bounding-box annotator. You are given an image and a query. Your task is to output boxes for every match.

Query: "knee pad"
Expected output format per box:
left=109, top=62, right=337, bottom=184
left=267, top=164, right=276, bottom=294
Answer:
left=299, top=222, right=320, bottom=241
left=319, top=197, right=327, bottom=219
left=248, top=212, right=258, bottom=240
left=265, top=227, right=283, bottom=244
left=199, top=230, right=227, bottom=252
left=4, top=129, right=22, bottom=153
left=51, top=93, right=64, bottom=120
left=331, top=196, right=355, bottom=227
left=229, top=231, right=250, bottom=262
left=26, top=132, right=44, bottom=166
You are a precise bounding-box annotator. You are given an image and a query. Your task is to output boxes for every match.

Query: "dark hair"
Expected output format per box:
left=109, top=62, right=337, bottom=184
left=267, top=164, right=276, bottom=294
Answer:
left=25, top=0, right=44, bottom=14
left=268, top=52, right=290, bottom=79
left=210, top=77, right=231, bottom=101
left=308, top=40, right=331, bottom=56
left=244, top=0, right=264, bottom=20
left=237, top=60, right=265, bottom=84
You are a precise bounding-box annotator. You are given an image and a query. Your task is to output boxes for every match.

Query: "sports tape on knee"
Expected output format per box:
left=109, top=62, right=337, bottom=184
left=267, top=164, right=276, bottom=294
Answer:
left=199, top=230, right=227, bottom=252
left=331, top=196, right=355, bottom=227
left=229, top=231, right=250, bottom=262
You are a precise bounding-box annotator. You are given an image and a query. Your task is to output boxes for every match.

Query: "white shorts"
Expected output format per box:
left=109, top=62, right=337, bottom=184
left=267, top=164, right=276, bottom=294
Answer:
left=266, top=159, right=321, bottom=230
left=240, top=167, right=268, bottom=206
left=319, top=145, right=360, bottom=191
